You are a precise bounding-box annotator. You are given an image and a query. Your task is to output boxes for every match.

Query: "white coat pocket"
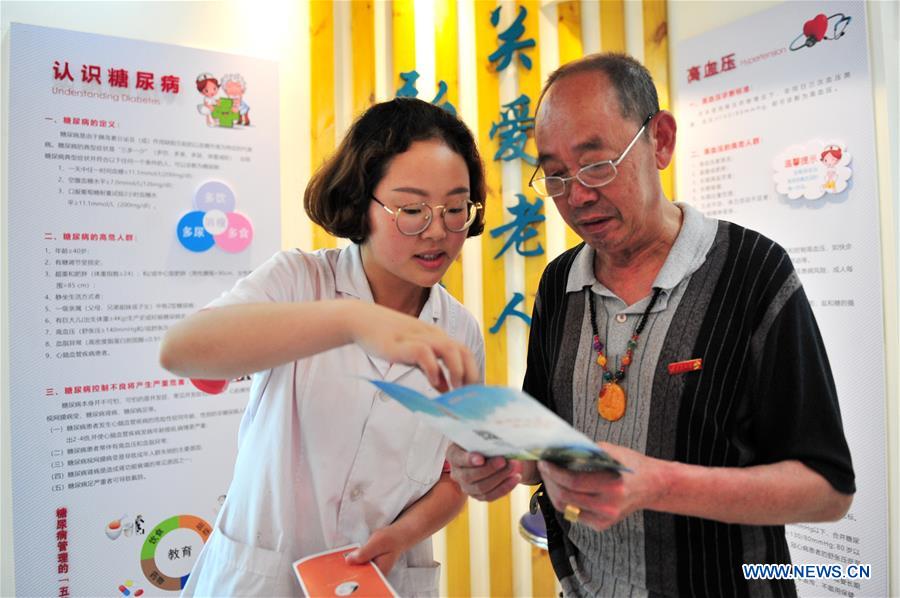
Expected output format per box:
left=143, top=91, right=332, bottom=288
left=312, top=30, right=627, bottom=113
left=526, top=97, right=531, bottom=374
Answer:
left=405, top=421, right=447, bottom=486
left=391, top=561, right=441, bottom=597
left=182, top=524, right=287, bottom=597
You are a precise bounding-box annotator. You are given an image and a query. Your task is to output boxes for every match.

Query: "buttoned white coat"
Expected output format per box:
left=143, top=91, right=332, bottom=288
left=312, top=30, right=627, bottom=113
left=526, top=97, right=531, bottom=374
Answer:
left=181, top=245, right=485, bottom=597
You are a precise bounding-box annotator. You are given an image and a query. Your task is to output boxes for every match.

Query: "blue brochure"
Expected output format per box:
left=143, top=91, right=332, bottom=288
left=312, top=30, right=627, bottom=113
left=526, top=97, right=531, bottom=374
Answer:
left=370, top=380, right=627, bottom=473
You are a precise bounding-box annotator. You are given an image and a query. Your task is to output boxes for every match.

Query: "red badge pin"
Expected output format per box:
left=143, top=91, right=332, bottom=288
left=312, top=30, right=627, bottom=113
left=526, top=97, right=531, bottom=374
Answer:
left=668, top=359, right=703, bottom=375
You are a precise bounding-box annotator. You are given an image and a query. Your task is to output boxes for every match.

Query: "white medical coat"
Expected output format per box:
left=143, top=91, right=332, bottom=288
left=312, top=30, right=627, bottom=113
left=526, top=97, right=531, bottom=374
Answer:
left=181, top=245, right=484, bottom=597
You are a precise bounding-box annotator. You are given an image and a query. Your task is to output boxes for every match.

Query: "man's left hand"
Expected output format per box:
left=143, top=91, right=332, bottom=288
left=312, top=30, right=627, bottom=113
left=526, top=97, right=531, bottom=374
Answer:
left=537, top=442, right=668, bottom=531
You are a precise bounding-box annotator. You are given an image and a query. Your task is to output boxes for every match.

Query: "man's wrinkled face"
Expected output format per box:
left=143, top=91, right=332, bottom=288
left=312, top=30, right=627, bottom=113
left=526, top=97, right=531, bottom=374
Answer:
left=535, top=71, right=659, bottom=254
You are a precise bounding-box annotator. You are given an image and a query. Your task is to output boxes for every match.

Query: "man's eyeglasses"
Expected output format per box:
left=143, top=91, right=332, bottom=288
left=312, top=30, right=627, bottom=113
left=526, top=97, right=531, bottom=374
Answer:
left=371, top=196, right=483, bottom=236
left=529, top=112, right=656, bottom=198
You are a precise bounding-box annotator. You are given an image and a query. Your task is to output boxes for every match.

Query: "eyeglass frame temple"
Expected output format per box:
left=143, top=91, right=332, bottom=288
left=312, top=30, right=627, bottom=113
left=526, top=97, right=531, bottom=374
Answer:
left=371, top=195, right=403, bottom=218
left=612, top=111, right=656, bottom=167
left=528, top=111, right=657, bottom=193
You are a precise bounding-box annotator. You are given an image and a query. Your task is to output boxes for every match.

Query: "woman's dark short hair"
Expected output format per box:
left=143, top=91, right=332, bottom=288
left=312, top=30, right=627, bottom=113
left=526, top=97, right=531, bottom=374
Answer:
left=305, top=97, right=487, bottom=243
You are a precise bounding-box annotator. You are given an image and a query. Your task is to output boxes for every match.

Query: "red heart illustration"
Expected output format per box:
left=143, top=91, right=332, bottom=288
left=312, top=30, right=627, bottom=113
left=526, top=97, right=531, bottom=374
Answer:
left=803, top=14, right=828, bottom=41
left=191, top=378, right=229, bottom=394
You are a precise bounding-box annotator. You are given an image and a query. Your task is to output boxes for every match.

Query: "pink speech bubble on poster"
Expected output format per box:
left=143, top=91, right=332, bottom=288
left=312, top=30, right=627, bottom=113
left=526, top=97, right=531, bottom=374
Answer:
left=772, top=139, right=852, bottom=200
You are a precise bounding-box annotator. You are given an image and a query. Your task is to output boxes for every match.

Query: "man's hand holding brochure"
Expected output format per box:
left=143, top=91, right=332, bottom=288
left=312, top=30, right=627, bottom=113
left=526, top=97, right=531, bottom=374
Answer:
left=369, top=380, right=627, bottom=473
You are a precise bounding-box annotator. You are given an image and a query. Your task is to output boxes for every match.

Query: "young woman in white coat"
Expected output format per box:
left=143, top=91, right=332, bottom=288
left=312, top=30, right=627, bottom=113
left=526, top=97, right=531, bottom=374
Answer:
left=159, top=98, right=487, bottom=597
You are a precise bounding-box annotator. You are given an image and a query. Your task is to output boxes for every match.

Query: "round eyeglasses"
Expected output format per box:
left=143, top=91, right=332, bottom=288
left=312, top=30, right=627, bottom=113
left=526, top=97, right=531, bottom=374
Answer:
left=371, top=196, right=483, bottom=236
left=529, top=112, right=656, bottom=198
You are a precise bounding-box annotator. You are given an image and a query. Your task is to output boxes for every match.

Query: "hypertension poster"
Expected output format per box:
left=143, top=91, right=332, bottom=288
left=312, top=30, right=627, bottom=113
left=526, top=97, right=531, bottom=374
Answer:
left=674, top=3, right=886, bottom=596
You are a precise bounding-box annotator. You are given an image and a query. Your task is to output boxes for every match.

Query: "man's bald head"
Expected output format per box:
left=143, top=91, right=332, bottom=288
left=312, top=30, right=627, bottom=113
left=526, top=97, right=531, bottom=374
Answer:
left=538, top=53, right=659, bottom=127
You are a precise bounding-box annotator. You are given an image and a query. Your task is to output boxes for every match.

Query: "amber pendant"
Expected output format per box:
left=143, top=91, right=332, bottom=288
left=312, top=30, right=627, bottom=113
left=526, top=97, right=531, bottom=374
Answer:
left=598, top=382, right=626, bottom=421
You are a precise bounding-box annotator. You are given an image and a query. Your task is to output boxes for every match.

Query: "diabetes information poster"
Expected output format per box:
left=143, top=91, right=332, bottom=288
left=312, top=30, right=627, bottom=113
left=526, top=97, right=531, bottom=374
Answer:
left=8, top=23, right=280, bottom=596
left=674, top=3, right=886, bottom=596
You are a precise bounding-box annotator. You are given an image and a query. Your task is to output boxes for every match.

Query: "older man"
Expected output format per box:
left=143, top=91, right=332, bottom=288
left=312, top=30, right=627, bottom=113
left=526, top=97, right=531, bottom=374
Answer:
left=448, top=53, right=854, bottom=597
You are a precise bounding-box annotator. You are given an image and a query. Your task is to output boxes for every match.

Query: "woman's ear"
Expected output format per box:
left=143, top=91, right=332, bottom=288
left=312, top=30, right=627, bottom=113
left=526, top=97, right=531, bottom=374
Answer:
left=651, top=110, right=677, bottom=170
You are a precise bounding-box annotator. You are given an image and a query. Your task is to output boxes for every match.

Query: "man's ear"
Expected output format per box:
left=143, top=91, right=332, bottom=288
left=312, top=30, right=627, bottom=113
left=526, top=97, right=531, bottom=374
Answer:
left=651, top=110, right=677, bottom=170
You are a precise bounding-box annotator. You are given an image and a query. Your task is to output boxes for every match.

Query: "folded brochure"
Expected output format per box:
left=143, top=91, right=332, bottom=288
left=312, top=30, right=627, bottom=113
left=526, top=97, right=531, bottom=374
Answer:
left=293, top=543, right=398, bottom=597
left=370, top=381, right=626, bottom=473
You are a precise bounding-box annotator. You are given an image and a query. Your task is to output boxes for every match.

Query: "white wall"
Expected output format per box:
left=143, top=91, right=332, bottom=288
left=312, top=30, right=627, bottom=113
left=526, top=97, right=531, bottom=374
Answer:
left=669, top=1, right=899, bottom=594
left=0, top=3, right=313, bottom=595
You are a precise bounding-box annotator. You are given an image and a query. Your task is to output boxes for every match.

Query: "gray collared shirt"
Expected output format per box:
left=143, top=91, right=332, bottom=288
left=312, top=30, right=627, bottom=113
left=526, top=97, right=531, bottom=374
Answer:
left=559, top=202, right=718, bottom=598
left=564, top=201, right=718, bottom=312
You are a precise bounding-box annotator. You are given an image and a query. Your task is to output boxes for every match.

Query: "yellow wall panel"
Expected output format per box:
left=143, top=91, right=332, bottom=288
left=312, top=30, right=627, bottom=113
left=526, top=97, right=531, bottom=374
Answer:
left=557, top=0, right=582, bottom=64
left=642, top=0, right=675, bottom=199
left=488, top=496, right=513, bottom=596
left=517, top=0, right=546, bottom=318
left=474, top=0, right=506, bottom=395
left=557, top=1, right=584, bottom=250
left=435, top=0, right=460, bottom=106
left=474, top=1, right=512, bottom=595
left=434, top=0, right=469, bottom=593
left=600, top=0, right=626, bottom=53
left=516, top=3, right=555, bottom=592
left=392, top=0, right=416, bottom=83
left=445, top=500, right=471, bottom=597
left=531, top=544, right=556, bottom=597
left=310, top=0, right=336, bottom=249
left=435, top=0, right=465, bottom=306
left=351, top=1, right=376, bottom=118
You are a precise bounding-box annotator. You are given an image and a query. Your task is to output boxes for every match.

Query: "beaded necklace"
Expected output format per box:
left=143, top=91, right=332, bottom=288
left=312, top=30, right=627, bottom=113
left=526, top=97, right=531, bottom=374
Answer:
left=586, top=286, right=662, bottom=421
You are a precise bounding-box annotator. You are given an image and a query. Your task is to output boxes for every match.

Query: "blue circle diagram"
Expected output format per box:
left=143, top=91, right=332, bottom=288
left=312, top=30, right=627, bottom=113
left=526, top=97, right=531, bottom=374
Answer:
left=177, top=211, right=216, bottom=252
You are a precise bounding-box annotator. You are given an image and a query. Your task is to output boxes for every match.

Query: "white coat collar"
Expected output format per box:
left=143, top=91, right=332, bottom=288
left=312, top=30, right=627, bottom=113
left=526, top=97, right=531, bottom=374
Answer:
left=335, top=243, right=443, bottom=381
